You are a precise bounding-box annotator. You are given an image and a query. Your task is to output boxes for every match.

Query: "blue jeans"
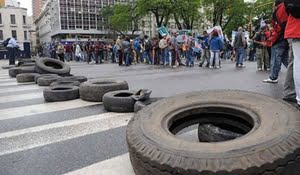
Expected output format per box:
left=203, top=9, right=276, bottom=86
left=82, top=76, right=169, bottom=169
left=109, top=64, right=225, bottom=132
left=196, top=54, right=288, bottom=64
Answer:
left=236, top=47, right=245, bottom=65
left=185, top=49, right=194, bottom=66
left=125, top=51, right=131, bottom=66
left=270, top=40, right=289, bottom=80
left=65, top=52, right=72, bottom=61
left=160, top=48, right=169, bottom=64
left=144, top=50, right=152, bottom=64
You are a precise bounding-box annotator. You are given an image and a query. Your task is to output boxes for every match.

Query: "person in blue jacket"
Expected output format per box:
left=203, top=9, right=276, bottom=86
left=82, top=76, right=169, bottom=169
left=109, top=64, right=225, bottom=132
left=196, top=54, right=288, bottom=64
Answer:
left=209, top=30, right=223, bottom=69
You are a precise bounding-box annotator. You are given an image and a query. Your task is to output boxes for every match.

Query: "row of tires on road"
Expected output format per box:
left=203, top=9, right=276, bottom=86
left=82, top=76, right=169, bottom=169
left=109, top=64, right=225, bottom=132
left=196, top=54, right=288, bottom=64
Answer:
left=5, top=58, right=160, bottom=113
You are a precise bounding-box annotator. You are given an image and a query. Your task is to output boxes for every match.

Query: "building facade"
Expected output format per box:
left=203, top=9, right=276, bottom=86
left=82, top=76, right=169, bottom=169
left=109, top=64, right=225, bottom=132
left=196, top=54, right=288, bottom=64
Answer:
left=0, top=6, right=31, bottom=45
left=35, top=0, right=159, bottom=43
left=32, top=0, right=46, bottom=20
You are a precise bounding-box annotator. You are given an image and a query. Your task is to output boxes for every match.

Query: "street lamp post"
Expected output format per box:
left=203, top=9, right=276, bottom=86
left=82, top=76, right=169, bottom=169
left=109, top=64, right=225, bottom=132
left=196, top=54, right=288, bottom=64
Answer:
left=249, top=1, right=274, bottom=37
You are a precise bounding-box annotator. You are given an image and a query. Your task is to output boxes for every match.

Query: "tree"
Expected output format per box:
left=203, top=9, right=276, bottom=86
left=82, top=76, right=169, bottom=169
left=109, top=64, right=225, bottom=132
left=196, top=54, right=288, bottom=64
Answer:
left=136, top=0, right=172, bottom=28
left=171, top=0, right=201, bottom=30
left=200, top=0, right=253, bottom=36
left=100, top=3, right=140, bottom=34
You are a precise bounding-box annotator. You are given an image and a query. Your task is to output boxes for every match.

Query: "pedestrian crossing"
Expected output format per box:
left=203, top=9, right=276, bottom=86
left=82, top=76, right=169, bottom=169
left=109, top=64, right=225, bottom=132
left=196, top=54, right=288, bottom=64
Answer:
left=0, top=68, right=136, bottom=175
left=0, top=64, right=201, bottom=175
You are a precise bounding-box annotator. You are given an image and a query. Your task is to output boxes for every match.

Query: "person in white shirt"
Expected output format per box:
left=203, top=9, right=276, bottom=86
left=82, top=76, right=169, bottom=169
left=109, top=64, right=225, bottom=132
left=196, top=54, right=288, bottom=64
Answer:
left=6, top=37, right=19, bottom=65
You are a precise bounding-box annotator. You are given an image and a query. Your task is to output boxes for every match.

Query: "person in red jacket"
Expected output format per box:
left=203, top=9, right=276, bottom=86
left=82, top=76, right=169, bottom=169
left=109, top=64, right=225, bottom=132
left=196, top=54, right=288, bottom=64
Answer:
left=263, top=0, right=289, bottom=83
left=285, top=3, right=300, bottom=109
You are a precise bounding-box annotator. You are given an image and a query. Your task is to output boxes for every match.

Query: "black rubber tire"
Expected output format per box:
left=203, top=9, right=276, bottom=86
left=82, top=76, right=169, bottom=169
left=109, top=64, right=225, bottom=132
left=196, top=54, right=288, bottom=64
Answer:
left=43, top=86, right=79, bottom=102
left=18, top=63, right=36, bottom=67
left=50, top=80, right=81, bottom=87
left=16, top=73, right=40, bottom=83
left=34, top=74, right=59, bottom=84
left=38, top=76, right=61, bottom=86
left=134, top=97, right=164, bottom=112
left=56, top=76, right=88, bottom=83
left=79, top=79, right=129, bottom=102
left=2, top=65, right=15, bottom=69
left=8, top=66, right=36, bottom=77
left=103, top=90, right=136, bottom=113
left=126, top=90, right=300, bottom=175
left=35, top=58, right=71, bottom=75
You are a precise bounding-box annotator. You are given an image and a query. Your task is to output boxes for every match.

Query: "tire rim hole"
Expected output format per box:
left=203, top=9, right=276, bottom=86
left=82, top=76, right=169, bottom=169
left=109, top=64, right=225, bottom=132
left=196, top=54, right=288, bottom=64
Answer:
left=45, top=62, right=63, bottom=69
left=53, top=88, right=71, bottom=90
left=114, top=93, right=133, bottom=97
left=169, top=107, right=254, bottom=143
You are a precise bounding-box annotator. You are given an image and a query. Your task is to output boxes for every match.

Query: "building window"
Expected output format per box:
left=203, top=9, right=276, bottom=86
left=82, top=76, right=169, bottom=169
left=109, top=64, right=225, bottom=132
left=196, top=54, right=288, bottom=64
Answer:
left=0, top=14, right=2, bottom=24
left=10, top=14, right=16, bottom=24
left=23, top=15, right=26, bottom=24
left=24, top=31, right=27, bottom=40
left=12, top=30, right=17, bottom=39
left=0, top=30, right=3, bottom=40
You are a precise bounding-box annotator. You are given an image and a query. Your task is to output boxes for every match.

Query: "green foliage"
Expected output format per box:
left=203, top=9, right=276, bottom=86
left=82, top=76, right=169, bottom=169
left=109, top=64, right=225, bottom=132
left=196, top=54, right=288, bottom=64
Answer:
left=136, top=0, right=172, bottom=27
left=171, top=0, right=201, bottom=30
left=100, top=3, right=139, bottom=33
left=100, top=0, right=275, bottom=35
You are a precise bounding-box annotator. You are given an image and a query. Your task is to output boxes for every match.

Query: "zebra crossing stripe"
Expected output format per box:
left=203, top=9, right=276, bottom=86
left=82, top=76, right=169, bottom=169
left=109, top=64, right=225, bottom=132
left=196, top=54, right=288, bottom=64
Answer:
left=0, top=99, right=100, bottom=121
left=0, top=78, right=15, bottom=82
left=0, top=113, right=133, bottom=156
left=0, top=85, right=42, bottom=93
left=64, top=153, right=135, bottom=175
left=0, top=82, right=35, bottom=87
left=0, top=92, right=43, bottom=103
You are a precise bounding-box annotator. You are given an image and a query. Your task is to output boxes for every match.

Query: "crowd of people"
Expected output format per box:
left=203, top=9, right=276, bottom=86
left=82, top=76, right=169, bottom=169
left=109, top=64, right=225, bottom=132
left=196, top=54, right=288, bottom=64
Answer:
left=33, top=0, right=299, bottom=109
left=37, top=30, right=236, bottom=69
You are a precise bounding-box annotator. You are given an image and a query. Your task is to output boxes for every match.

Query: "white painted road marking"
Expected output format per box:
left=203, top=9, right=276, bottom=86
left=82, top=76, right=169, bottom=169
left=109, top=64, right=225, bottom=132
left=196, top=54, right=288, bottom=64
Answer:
left=0, top=99, right=100, bottom=121
left=0, top=92, right=43, bottom=103
left=0, top=113, right=133, bottom=156
left=64, top=153, right=135, bottom=175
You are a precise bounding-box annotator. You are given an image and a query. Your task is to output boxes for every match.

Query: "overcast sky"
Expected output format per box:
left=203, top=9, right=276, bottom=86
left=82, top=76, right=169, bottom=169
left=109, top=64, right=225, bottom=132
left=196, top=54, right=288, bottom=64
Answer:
left=19, top=0, right=32, bottom=16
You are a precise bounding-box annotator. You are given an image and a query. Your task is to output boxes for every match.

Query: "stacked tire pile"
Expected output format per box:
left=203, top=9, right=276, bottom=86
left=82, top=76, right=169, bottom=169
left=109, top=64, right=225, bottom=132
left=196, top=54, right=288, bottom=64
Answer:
left=7, top=58, right=88, bottom=102
left=126, top=90, right=300, bottom=175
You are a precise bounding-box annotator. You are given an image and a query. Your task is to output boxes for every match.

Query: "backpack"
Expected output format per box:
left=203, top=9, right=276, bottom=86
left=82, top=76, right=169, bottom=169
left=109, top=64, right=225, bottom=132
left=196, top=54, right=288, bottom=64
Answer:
left=3, top=38, right=10, bottom=47
left=285, top=0, right=300, bottom=18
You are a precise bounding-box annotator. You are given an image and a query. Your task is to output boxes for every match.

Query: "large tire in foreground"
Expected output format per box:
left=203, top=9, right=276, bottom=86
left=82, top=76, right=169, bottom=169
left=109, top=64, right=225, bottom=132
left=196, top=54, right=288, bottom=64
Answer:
left=16, top=73, right=40, bottom=83
left=127, top=90, right=300, bottom=175
left=134, top=97, right=164, bottom=112
left=79, top=79, right=129, bottom=102
left=103, top=90, right=136, bottom=113
left=38, top=76, right=61, bottom=86
left=43, top=86, right=79, bottom=102
left=35, top=58, right=71, bottom=75
left=8, top=67, right=36, bottom=77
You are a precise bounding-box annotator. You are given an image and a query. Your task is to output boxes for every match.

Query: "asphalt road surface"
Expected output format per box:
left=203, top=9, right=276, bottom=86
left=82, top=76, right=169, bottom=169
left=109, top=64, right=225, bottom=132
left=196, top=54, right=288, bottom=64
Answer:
left=0, top=59, right=288, bottom=175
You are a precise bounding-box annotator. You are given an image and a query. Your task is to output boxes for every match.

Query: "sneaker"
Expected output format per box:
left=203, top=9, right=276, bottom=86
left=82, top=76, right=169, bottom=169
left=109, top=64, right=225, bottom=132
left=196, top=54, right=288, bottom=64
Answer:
left=263, top=78, right=278, bottom=83
left=258, top=68, right=262, bottom=71
left=173, top=65, right=178, bottom=68
left=238, top=64, right=246, bottom=68
left=199, top=63, right=203, bottom=67
left=216, top=66, right=220, bottom=69
left=209, top=66, right=213, bottom=69
left=283, top=97, right=297, bottom=103
left=267, top=68, right=271, bottom=71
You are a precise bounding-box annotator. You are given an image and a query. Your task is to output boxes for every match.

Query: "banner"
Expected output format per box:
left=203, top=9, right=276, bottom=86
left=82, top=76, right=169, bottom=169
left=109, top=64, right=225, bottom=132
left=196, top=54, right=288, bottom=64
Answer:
left=158, top=26, right=169, bottom=37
